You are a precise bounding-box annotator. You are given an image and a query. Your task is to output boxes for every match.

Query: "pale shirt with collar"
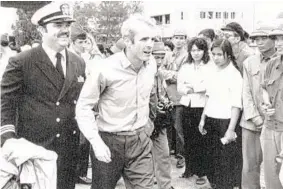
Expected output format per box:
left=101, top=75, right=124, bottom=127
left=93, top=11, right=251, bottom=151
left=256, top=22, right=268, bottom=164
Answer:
left=205, top=62, right=243, bottom=119
left=178, top=60, right=214, bottom=107
left=42, top=43, right=67, bottom=77
left=75, top=51, right=157, bottom=144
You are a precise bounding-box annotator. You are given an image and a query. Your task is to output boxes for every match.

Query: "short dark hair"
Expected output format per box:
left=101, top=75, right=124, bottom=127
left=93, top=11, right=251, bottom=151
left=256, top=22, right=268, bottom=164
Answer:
left=187, top=37, right=210, bottom=64
left=164, top=41, right=174, bottom=51
left=224, top=22, right=245, bottom=41
left=198, top=29, right=215, bottom=41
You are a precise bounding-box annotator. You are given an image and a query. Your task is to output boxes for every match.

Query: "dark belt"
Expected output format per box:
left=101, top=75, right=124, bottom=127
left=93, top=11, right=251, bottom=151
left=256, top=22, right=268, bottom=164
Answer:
left=100, top=127, right=145, bottom=136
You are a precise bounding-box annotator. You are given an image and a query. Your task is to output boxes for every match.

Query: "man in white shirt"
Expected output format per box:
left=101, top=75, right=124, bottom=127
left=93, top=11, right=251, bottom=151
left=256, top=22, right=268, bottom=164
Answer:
left=76, top=14, right=158, bottom=189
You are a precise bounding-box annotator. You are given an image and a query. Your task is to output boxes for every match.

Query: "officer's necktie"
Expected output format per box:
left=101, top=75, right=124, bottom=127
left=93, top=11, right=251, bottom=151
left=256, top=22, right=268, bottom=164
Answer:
left=55, top=53, right=64, bottom=79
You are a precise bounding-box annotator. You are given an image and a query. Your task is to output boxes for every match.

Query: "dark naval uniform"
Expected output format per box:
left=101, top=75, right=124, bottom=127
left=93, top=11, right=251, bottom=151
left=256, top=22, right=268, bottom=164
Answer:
left=1, top=3, right=85, bottom=189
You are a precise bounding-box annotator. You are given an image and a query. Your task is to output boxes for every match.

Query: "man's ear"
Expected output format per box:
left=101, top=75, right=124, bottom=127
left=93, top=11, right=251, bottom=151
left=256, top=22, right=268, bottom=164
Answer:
left=123, top=37, right=133, bottom=48
left=37, top=26, right=47, bottom=37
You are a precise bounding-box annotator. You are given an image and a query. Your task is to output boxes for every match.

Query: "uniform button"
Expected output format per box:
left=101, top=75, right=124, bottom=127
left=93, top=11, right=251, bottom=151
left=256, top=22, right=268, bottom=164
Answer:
left=56, top=102, right=60, bottom=106
left=73, top=130, right=77, bottom=134
left=56, top=118, right=60, bottom=122
left=56, top=133, right=60, bottom=138
left=74, top=100, right=77, bottom=104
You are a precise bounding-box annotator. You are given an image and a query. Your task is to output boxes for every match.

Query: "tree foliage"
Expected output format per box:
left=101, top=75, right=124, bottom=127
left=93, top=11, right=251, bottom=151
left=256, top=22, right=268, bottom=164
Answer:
left=12, top=8, right=41, bottom=46
left=73, top=1, right=144, bottom=44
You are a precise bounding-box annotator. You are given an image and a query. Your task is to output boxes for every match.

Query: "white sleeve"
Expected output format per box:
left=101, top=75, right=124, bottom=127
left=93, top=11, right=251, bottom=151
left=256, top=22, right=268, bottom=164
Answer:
left=230, top=72, right=243, bottom=109
left=75, top=63, right=106, bottom=144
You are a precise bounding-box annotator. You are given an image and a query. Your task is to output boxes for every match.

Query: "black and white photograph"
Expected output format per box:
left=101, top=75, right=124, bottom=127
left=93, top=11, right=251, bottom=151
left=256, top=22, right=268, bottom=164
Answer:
left=1, top=0, right=283, bottom=189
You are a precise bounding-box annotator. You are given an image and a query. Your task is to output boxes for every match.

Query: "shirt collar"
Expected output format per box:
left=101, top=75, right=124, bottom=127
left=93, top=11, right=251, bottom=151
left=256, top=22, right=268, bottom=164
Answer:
left=42, top=43, right=66, bottom=61
left=260, top=51, right=277, bottom=62
left=119, top=50, right=150, bottom=69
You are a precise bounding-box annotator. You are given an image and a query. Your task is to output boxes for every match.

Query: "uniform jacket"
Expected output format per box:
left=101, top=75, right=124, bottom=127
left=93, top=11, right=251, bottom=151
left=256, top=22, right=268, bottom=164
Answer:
left=241, top=53, right=277, bottom=131
left=1, top=45, right=85, bottom=189
left=1, top=45, right=85, bottom=148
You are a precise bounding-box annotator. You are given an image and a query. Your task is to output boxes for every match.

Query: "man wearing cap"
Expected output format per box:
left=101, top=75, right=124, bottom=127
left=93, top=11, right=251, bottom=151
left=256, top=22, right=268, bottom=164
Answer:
left=241, top=24, right=277, bottom=189
left=221, top=22, right=254, bottom=74
left=159, top=28, right=188, bottom=168
left=151, top=42, right=174, bottom=189
left=1, top=3, right=85, bottom=189
left=76, top=14, right=158, bottom=189
left=69, top=26, right=87, bottom=58
left=260, top=26, right=283, bottom=189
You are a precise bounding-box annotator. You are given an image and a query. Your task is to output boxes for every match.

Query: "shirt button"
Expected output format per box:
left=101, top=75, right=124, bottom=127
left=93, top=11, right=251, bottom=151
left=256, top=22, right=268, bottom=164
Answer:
left=74, top=100, right=77, bottom=104
left=56, top=133, right=60, bottom=138
left=56, top=118, right=60, bottom=122
left=73, top=130, right=77, bottom=135
left=56, top=102, right=60, bottom=106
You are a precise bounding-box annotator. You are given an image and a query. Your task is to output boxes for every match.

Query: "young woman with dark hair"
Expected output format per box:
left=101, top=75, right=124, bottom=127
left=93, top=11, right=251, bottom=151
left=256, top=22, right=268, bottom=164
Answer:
left=198, top=39, right=242, bottom=189
left=177, top=37, right=214, bottom=185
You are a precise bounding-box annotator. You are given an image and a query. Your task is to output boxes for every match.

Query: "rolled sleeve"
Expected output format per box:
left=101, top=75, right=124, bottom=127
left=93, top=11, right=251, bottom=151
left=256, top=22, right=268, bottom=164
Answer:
left=75, top=64, right=106, bottom=143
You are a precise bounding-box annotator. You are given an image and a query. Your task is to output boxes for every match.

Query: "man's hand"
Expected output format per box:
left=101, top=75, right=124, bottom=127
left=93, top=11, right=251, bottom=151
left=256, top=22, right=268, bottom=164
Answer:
left=91, top=138, right=111, bottom=163
left=251, top=116, right=264, bottom=129
left=262, top=103, right=275, bottom=117
left=224, top=129, right=237, bottom=143
left=198, top=119, right=207, bottom=135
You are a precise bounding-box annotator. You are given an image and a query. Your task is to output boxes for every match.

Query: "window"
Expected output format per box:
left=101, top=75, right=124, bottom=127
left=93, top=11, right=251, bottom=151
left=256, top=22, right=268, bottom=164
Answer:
left=181, top=12, right=183, bottom=20
left=165, top=14, right=170, bottom=24
left=231, top=12, right=236, bottom=19
left=152, top=15, right=163, bottom=25
left=200, top=11, right=206, bottom=19
left=216, top=12, right=221, bottom=19
left=208, top=11, right=213, bottom=19
left=223, top=12, right=229, bottom=19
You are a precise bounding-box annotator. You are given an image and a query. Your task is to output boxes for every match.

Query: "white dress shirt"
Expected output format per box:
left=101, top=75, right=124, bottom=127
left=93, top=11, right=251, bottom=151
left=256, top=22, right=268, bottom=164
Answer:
left=178, top=61, right=214, bottom=107
left=205, top=62, right=243, bottom=119
left=42, top=44, right=66, bottom=77
left=75, top=52, right=157, bottom=144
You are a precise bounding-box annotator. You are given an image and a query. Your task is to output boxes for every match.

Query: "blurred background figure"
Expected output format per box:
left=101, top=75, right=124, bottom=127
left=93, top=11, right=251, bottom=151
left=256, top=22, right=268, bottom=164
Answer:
left=110, top=38, right=126, bottom=54
left=198, top=28, right=215, bottom=49
left=0, top=33, right=17, bottom=79
left=83, top=33, right=104, bottom=76
left=151, top=41, right=175, bottom=189
left=69, top=26, right=87, bottom=57
left=164, top=41, right=174, bottom=52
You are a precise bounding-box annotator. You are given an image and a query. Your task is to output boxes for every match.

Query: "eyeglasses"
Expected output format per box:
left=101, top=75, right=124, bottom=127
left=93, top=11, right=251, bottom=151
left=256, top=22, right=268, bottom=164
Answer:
left=154, top=55, right=165, bottom=60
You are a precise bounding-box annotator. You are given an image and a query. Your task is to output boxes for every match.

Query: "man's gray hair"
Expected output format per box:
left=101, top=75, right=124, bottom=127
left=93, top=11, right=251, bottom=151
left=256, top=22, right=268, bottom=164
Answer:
left=121, top=14, right=157, bottom=42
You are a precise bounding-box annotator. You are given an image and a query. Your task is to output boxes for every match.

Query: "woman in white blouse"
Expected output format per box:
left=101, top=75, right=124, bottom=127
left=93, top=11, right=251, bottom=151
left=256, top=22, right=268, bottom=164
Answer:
left=199, top=39, right=242, bottom=189
left=177, top=37, right=214, bottom=184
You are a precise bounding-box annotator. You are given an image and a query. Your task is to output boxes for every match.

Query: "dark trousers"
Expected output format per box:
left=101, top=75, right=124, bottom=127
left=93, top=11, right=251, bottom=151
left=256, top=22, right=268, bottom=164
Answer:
left=204, top=117, right=241, bottom=189
left=48, top=131, right=80, bottom=189
left=90, top=129, right=154, bottom=189
left=76, top=134, right=90, bottom=177
left=183, top=107, right=207, bottom=177
left=167, top=105, right=184, bottom=155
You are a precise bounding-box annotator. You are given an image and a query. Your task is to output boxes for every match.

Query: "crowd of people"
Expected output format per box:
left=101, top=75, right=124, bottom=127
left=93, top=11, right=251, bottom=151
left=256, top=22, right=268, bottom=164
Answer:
left=1, top=2, right=283, bottom=189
